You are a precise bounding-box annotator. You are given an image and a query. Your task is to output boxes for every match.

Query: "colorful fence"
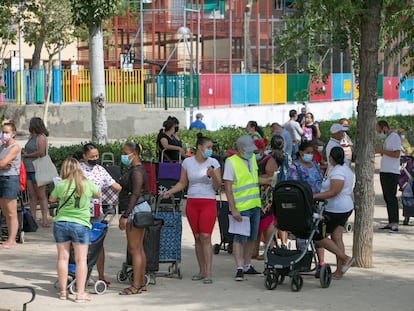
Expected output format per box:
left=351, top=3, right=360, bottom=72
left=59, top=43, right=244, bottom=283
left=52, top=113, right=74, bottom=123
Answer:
left=1, top=70, right=413, bottom=108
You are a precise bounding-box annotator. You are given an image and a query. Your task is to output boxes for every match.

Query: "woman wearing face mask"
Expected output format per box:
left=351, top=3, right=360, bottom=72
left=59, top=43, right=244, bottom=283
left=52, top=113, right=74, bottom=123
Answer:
left=163, top=133, right=221, bottom=284
left=22, top=117, right=50, bottom=228
left=312, top=140, right=328, bottom=175
left=0, top=120, right=21, bottom=249
left=80, top=143, right=121, bottom=285
left=118, top=142, right=149, bottom=295
left=156, top=118, right=185, bottom=162
left=302, top=113, right=320, bottom=143
left=252, top=138, right=280, bottom=259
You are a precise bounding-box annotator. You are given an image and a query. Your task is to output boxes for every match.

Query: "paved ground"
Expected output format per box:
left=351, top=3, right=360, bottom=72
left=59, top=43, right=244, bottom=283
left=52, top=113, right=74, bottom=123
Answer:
left=0, top=141, right=413, bottom=311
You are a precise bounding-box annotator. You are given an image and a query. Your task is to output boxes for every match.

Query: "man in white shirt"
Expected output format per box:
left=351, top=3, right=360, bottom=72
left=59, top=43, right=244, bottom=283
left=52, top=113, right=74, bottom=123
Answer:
left=375, top=120, right=401, bottom=233
left=326, top=123, right=349, bottom=172
left=283, top=110, right=304, bottom=160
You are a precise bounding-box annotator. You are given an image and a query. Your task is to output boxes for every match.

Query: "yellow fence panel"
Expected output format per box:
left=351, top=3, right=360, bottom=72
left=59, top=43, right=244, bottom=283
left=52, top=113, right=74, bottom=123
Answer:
left=260, top=74, right=287, bottom=104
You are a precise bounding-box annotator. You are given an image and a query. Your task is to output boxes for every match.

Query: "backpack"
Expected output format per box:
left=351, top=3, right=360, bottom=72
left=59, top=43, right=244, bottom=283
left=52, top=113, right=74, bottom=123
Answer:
left=19, top=161, right=26, bottom=192
left=276, top=152, right=289, bottom=183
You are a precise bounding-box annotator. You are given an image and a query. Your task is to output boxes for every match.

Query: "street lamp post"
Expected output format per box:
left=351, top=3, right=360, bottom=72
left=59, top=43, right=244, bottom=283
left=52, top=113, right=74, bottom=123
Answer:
left=18, top=2, right=23, bottom=105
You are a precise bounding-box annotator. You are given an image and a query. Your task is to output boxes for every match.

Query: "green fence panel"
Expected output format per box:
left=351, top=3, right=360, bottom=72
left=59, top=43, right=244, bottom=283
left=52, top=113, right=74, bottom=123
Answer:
left=377, top=74, right=383, bottom=98
left=184, top=74, right=199, bottom=108
left=144, top=74, right=185, bottom=109
left=287, top=74, right=310, bottom=102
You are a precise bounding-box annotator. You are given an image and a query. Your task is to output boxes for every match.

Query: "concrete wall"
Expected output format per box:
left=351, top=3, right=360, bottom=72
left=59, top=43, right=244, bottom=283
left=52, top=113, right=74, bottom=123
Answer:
left=0, top=103, right=186, bottom=139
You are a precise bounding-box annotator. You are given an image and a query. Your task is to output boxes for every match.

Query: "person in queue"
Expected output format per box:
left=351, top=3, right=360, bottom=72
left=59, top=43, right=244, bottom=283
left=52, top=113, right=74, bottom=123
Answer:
left=284, top=110, right=304, bottom=160
left=118, top=142, right=148, bottom=295
left=80, top=143, right=122, bottom=286
left=270, top=122, right=293, bottom=161
left=314, top=147, right=355, bottom=279
left=253, top=138, right=279, bottom=260
left=339, top=118, right=353, bottom=163
left=0, top=120, right=21, bottom=249
left=163, top=133, right=221, bottom=284
left=156, top=118, right=185, bottom=162
left=224, top=135, right=261, bottom=281
left=246, top=121, right=264, bottom=140
left=375, top=120, right=401, bottom=233
left=326, top=123, right=348, bottom=171
left=49, top=158, right=100, bottom=302
left=22, top=117, right=50, bottom=228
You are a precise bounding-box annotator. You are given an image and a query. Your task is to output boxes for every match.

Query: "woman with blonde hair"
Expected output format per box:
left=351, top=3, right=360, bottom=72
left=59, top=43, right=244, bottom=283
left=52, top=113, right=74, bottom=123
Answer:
left=0, top=119, right=21, bottom=249
left=49, top=158, right=100, bottom=302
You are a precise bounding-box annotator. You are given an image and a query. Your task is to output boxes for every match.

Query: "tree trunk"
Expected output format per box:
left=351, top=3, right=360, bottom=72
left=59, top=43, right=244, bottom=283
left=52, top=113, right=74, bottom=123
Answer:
left=43, top=56, right=54, bottom=126
left=31, top=38, right=44, bottom=69
left=244, top=0, right=254, bottom=73
left=352, top=0, right=382, bottom=268
left=89, top=23, right=107, bottom=145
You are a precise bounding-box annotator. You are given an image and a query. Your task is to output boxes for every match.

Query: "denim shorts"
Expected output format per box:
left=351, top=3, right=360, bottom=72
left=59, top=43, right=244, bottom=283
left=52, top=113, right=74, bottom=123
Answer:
left=0, top=175, right=20, bottom=199
left=26, top=172, right=36, bottom=183
left=53, top=221, right=91, bottom=244
left=233, top=207, right=260, bottom=243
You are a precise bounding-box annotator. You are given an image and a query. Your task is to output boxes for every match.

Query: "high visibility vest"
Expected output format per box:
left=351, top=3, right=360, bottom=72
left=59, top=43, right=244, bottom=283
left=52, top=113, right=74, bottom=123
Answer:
left=228, top=154, right=261, bottom=212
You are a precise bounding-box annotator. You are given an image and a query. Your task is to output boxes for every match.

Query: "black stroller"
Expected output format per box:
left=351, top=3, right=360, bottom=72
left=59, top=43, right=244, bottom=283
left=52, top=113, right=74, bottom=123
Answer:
left=65, top=222, right=109, bottom=295
left=263, top=181, right=332, bottom=292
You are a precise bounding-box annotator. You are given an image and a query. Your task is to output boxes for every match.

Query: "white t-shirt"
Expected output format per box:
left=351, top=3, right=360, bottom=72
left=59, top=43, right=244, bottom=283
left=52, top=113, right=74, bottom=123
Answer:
left=380, top=132, right=401, bottom=174
left=283, top=120, right=303, bottom=142
left=321, top=164, right=354, bottom=213
left=223, top=156, right=255, bottom=184
left=182, top=156, right=220, bottom=199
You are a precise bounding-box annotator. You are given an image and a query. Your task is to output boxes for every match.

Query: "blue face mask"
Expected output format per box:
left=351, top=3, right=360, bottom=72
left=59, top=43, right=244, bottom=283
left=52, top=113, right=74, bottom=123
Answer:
left=378, top=132, right=387, bottom=140
left=317, top=146, right=324, bottom=153
left=243, top=152, right=253, bottom=159
left=302, top=153, right=313, bottom=163
left=255, top=153, right=262, bottom=161
left=202, top=149, right=213, bottom=159
left=121, top=154, right=132, bottom=166
left=401, top=135, right=406, bottom=140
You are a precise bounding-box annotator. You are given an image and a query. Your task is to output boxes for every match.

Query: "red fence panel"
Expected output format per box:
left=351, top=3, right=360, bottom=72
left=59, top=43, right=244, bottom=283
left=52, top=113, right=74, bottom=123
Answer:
left=199, top=74, right=231, bottom=107
left=310, top=74, right=332, bottom=102
left=383, top=77, right=400, bottom=100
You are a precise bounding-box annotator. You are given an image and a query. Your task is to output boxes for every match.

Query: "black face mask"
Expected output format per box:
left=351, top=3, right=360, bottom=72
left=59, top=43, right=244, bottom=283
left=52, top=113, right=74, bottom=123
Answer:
left=87, top=159, right=98, bottom=166
left=174, top=126, right=179, bottom=133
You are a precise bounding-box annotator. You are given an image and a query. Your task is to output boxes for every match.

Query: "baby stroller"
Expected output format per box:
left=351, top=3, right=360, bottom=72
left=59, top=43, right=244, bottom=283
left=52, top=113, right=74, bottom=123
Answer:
left=263, top=181, right=332, bottom=292
left=64, top=222, right=109, bottom=295
left=399, top=155, right=414, bottom=225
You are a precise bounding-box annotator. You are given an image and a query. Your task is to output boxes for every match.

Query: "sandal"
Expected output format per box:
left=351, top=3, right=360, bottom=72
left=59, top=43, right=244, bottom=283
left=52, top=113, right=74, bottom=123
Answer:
left=119, top=285, right=143, bottom=295
left=203, top=277, right=213, bottom=284
left=341, top=257, right=355, bottom=274
left=59, top=291, right=68, bottom=300
left=75, top=293, right=92, bottom=303
left=191, top=273, right=205, bottom=281
left=99, top=278, right=111, bottom=286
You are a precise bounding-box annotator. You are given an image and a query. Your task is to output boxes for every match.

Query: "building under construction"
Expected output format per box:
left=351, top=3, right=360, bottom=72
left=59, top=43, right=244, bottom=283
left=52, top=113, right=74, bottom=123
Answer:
left=78, top=0, right=293, bottom=74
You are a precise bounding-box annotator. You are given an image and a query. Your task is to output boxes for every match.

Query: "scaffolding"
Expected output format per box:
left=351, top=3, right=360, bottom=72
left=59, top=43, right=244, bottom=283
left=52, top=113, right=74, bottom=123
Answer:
left=77, top=0, right=290, bottom=74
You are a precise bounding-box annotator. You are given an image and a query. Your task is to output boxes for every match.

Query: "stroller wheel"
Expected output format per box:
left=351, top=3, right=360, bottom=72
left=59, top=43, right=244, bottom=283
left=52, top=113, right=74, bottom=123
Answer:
left=290, top=275, right=303, bottom=292
left=319, top=264, right=332, bottom=288
left=227, top=243, right=233, bottom=254
left=213, top=244, right=220, bottom=255
left=94, top=280, right=107, bottom=294
left=278, top=274, right=285, bottom=285
left=116, top=270, right=128, bottom=283
left=177, top=267, right=183, bottom=279
left=264, top=270, right=278, bottom=290
left=69, top=281, right=76, bottom=295
left=344, top=222, right=353, bottom=233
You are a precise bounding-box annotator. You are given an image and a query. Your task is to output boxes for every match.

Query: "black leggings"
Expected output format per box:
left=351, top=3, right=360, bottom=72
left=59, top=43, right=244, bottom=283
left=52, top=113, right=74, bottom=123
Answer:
left=380, top=172, right=400, bottom=224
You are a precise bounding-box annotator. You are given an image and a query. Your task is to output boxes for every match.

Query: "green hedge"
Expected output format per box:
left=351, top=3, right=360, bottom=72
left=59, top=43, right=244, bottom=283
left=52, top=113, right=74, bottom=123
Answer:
left=49, top=115, right=414, bottom=170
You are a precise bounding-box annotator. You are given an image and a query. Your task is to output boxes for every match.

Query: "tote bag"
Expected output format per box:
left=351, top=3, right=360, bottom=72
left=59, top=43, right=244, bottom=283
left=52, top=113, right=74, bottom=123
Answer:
left=32, top=141, right=58, bottom=187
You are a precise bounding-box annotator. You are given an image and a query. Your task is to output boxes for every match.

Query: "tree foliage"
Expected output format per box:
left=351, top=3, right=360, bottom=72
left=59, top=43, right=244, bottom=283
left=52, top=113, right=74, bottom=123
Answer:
left=70, top=0, right=121, bottom=28
left=0, top=0, right=19, bottom=72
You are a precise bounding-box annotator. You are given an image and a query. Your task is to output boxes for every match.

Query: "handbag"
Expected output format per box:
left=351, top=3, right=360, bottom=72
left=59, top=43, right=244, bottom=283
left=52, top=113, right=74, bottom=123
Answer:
left=129, top=201, right=154, bottom=229
left=32, top=140, right=58, bottom=187
left=23, top=208, right=38, bottom=232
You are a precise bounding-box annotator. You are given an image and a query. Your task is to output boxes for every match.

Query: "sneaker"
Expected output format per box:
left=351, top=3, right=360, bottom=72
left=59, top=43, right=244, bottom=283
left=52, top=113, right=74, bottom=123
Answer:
left=235, top=269, right=244, bottom=281
left=389, top=226, right=399, bottom=233
left=244, top=266, right=262, bottom=275
left=379, top=225, right=392, bottom=230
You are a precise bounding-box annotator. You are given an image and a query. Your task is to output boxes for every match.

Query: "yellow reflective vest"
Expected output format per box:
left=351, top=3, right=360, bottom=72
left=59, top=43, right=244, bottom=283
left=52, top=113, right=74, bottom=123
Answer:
left=228, top=154, right=261, bottom=212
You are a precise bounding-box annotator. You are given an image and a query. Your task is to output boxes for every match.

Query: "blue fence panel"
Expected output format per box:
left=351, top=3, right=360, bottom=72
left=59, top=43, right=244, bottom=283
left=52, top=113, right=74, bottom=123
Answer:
left=332, top=73, right=353, bottom=100
left=52, top=69, right=62, bottom=104
left=399, top=78, right=414, bottom=102
left=156, top=75, right=184, bottom=98
left=4, top=70, right=16, bottom=102
left=231, top=74, right=260, bottom=106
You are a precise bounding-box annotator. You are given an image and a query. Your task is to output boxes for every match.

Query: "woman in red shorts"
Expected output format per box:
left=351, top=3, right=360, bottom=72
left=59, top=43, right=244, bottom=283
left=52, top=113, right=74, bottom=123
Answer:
left=163, top=133, right=221, bottom=284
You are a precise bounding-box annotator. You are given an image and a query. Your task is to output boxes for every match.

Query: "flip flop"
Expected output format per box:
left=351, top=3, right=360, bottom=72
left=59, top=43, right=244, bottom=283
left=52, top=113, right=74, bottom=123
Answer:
left=75, top=293, right=92, bottom=303
left=41, top=223, right=50, bottom=228
left=119, top=285, right=143, bottom=295
left=191, top=273, right=205, bottom=281
left=341, top=257, right=355, bottom=274
left=203, top=278, right=213, bottom=284
left=0, top=244, right=15, bottom=249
